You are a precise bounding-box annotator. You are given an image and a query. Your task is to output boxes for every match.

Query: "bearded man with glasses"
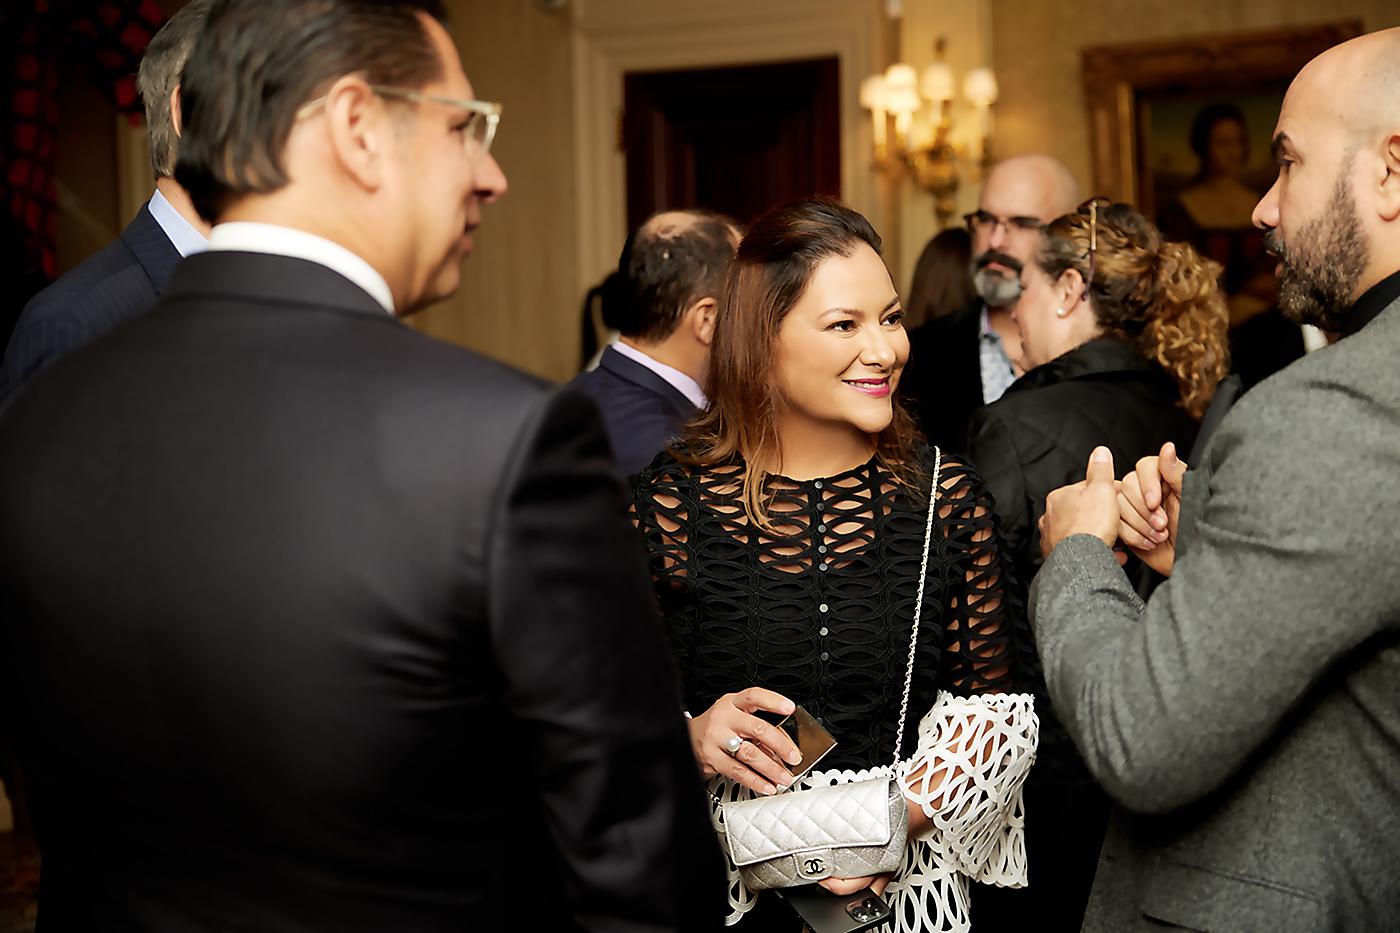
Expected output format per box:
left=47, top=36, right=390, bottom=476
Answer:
left=0, top=1, right=723, bottom=930
left=901, top=154, right=1080, bottom=453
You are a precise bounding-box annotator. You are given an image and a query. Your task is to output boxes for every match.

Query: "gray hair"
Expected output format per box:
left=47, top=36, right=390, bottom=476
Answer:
left=136, top=0, right=214, bottom=179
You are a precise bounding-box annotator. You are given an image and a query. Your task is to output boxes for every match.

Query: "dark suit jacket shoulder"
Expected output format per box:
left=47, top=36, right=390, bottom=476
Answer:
left=901, top=300, right=984, bottom=453
left=566, top=345, right=698, bottom=476
left=0, top=251, right=723, bottom=931
left=0, top=203, right=179, bottom=400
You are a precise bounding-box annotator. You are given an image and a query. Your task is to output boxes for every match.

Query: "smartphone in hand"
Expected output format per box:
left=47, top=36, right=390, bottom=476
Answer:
left=763, top=704, right=838, bottom=782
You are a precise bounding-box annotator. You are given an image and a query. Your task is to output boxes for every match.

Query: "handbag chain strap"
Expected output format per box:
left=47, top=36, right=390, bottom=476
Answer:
left=889, top=446, right=941, bottom=769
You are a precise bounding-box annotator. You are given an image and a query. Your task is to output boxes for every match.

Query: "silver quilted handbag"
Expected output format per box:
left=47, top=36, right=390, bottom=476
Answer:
left=718, top=450, right=942, bottom=890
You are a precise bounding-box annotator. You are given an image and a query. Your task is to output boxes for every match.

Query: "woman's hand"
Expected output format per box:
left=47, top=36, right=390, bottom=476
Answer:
left=688, top=687, right=803, bottom=796
left=1116, top=442, right=1187, bottom=576
left=819, top=873, right=893, bottom=897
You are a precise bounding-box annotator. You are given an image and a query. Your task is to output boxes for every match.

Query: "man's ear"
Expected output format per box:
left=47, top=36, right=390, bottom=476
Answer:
left=689, top=296, right=719, bottom=346
left=169, top=86, right=183, bottom=138
left=322, top=76, right=390, bottom=192
left=1377, top=131, right=1400, bottom=223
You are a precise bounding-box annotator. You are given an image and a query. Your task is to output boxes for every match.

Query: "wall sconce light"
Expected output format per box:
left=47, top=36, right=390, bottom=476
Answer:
left=861, top=37, right=998, bottom=226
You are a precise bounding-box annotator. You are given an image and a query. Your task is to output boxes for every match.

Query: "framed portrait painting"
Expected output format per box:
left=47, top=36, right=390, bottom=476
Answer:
left=1081, top=23, right=1361, bottom=209
left=1081, top=23, right=1360, bottom=384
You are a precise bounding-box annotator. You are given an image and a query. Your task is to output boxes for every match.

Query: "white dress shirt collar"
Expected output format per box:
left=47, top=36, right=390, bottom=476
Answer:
left=206, top=222, right=396, bottom=315
left=147, top=188, right=208, bottom=259
left=611, top=341, right=708, bottom=410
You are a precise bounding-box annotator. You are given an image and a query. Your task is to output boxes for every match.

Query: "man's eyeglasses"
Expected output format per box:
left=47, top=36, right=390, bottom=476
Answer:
left=371, top=86, right=500, bottom=160
left=297, top=84, right=502, bottom=161
left=963, top=210, right=1042, bottom=237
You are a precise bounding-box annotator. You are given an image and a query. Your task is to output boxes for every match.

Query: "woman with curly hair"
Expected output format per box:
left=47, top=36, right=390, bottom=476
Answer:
left=963, top=197, right=1228, bottom=932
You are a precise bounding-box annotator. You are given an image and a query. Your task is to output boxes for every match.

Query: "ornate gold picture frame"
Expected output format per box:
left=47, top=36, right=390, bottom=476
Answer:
left=1081, top=23, right=1361, bottom=208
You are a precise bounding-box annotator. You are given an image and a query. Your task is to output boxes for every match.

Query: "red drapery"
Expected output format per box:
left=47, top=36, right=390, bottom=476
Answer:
left=3, top=0, right=167, bottom=281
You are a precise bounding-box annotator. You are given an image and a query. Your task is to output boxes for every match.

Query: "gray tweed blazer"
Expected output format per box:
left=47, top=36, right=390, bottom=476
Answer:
left=1029, top=294, right=1400, bottom=932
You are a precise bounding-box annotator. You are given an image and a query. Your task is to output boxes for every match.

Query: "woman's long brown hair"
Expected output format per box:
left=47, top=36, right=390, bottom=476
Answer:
left=675, top=197, right=926, bottom=531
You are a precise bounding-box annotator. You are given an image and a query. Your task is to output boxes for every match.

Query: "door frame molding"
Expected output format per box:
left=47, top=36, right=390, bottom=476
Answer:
left=570, top=0, right=888, bottom=298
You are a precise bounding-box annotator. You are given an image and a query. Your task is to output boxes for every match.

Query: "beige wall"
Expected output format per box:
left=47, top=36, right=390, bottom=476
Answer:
left=990, top=0, right=1400, bottom=196
left=409, top=1, right=579, bottom=382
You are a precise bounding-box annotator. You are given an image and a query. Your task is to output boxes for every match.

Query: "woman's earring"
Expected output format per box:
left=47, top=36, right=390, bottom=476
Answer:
left=1055, top=307, right=1069, bottom=318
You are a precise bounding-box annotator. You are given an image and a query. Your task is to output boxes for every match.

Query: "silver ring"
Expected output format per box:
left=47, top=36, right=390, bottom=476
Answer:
left=724, top=735, right=744, bottom=756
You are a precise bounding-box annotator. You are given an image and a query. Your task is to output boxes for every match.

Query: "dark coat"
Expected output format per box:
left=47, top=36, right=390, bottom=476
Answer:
left=964, top=336, right=1199, bottom=933
left=567, top=345, right=699, bottom=477
left=0, top=250, right=724, bottom=932
left=0, top=202, right=180, bottom=401
left=900, top=299, right=986, bottom=454
left=967, top=336, right=1198, bottom=587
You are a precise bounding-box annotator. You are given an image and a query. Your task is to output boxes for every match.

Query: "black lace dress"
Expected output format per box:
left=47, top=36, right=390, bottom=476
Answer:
left=630, top=447, right=1038, bottom=932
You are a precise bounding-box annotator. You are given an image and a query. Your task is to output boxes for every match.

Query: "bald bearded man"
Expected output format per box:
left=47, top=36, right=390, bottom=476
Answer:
left=1031, top=28, right=1400, bottom=932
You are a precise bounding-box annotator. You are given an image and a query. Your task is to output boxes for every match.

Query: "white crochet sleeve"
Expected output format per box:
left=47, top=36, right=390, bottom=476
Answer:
left=898, top=690, right=1038, bottom=886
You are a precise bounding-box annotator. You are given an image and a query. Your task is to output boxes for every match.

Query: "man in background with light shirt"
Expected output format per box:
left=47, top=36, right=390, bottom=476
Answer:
left=569, top=209, right=739, bottom=475
left=901, top=153, right=1079, bottom=452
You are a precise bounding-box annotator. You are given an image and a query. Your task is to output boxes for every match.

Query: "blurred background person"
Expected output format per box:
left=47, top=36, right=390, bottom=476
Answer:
left=901, top=154, right=1079, bottom=453
left=568, top=209, right=739, bottom=475
left=965, top=198, right=1228, bottom=932
left=1158, top=101, right=1304, bottom=388
left=577, top=268, right=624, bottom=371
left=904, top=226, right=975, bottom=329
left=629, top=198, right=1037, bottom=933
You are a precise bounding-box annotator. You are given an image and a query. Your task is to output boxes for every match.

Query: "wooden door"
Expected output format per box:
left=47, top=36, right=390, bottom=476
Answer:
left=623, top=57, right=841, bottom=229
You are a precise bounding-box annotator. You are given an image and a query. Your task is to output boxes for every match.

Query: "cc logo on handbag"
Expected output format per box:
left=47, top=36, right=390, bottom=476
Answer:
left=802, top=857, right=825, bottom=876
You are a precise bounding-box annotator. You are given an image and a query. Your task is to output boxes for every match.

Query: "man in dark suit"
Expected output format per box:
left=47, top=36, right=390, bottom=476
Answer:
left=1035, top=27, right=1400, bottom=931
left=569, top=210, right=738, bottom=475
left=0, top=0, right=212, bottom=400
left=901, top=154, right=1079, bottom=452
left=0, top=2, right=723, bottom=930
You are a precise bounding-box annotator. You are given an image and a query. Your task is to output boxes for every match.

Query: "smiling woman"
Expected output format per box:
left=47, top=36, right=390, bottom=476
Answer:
left=627, top=198, right=1039, bottom=932
left=677, top=198, right=924, bottom=527
left=770, top=248, right=908, bottom=468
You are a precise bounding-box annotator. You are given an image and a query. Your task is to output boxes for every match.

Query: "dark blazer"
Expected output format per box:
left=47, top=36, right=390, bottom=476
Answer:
left=0, top=251, right=724, bottom=932
left=965, top=337, right=1197, bottom=933
left=567, top=345, right=699, bottom=476
left=1229, top=307, right=1305, bottom=391
left=1188, top=372, right=1242, bottom=464
left=967, top=337, right=1198, bottom=586
left=900, top=299, right=986, bottom=453
left=0, top=202, right=180, bottom=400
left=1029, top=289, right=1400, bottom=933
